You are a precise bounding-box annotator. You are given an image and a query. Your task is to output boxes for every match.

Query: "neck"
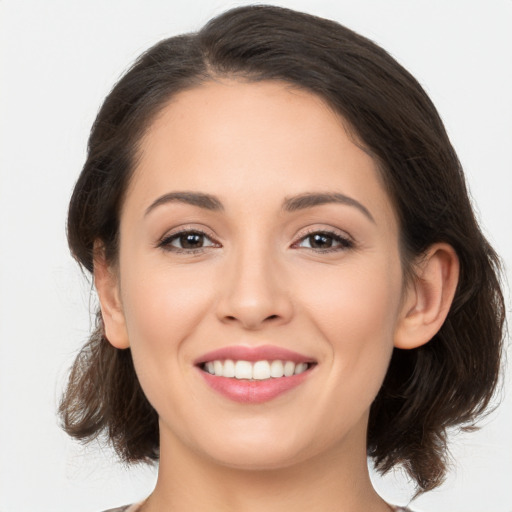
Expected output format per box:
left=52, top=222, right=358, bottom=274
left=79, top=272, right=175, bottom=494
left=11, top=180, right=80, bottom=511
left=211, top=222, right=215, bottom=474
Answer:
left=144, top=420, right=391, bottom=512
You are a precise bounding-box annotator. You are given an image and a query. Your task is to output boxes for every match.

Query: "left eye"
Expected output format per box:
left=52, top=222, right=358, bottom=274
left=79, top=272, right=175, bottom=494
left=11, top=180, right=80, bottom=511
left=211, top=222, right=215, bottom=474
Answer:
left=160, top=231, right=217, bottom=251
left=295, top=232, right=352, bottom=251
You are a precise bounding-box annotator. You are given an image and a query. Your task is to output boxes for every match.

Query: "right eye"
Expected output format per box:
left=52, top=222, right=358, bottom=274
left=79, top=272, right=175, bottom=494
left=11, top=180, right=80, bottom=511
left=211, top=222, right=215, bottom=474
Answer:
left=158, top=230, right=219, bottom=253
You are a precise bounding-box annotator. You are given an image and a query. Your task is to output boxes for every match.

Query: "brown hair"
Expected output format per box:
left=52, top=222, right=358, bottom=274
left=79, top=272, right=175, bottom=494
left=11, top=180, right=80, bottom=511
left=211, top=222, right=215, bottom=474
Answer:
left=60, top=5, right=505, bottom=493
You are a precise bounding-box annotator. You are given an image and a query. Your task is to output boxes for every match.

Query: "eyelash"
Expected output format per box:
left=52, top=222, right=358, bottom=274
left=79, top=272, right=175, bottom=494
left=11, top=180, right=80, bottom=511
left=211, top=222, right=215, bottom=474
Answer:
left=157, top=229, right=220, bottom=254
left=291, top=229, right=354, bottom=253
left=157, top=228, right=354, bottom=254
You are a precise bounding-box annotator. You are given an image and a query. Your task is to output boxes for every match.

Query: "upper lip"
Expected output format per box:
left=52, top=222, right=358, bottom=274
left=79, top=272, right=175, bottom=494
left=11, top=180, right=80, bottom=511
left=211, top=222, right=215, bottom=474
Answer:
left=194, top=345, right=316, bottom=365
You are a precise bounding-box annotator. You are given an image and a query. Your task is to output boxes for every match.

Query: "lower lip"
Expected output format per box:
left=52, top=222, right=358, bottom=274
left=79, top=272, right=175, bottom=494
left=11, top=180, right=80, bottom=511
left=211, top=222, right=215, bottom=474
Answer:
left=198, top=368, right=311, bottom=404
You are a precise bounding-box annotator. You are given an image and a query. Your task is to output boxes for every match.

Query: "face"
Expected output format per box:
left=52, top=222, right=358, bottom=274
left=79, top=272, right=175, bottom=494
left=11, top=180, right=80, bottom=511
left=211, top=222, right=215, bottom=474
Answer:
left=108, top=80, right=409, bottom=470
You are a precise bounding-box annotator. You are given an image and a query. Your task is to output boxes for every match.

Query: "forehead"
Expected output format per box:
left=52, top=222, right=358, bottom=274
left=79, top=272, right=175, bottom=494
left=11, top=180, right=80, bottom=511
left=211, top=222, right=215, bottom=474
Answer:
left=126, top=79, right=396, bottom=227
left=141, top=79, right=349, bottom=156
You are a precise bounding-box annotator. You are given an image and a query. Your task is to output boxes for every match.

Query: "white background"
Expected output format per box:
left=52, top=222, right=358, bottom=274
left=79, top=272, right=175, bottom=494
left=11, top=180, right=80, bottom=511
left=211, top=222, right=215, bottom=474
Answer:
left=1, top=1, right=511, bottom=511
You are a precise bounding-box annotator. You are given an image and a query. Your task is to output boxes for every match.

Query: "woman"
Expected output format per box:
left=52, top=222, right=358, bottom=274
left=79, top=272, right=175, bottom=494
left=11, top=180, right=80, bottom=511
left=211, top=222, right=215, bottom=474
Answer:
left=60, top=5, right=504, bottom=511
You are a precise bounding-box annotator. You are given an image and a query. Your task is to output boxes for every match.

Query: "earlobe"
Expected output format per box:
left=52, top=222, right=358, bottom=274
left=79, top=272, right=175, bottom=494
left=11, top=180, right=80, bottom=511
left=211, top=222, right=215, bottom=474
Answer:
left=93, top=242, right=130, bottom=349
left=394, top=243, right=459, bottom=350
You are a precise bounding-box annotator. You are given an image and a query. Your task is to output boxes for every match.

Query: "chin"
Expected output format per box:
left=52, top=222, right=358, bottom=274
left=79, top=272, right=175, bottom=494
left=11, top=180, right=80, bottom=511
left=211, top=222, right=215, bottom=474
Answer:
left=205, top=443, right=311, bottom=472
left=189, top=420, right=341, bottom=472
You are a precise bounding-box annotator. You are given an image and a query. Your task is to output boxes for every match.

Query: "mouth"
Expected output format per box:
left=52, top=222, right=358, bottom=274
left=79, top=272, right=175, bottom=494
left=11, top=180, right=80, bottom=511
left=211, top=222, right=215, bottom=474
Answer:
left=195, top=345, right=317, bottom=403
left=200, top=359, right=314, bottom=380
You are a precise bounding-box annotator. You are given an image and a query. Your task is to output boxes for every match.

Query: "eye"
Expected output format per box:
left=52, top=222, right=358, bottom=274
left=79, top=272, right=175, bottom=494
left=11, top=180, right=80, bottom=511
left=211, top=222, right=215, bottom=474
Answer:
left=158, top=230, right=219, bottom=252
left=294, top=231, right=353, bottom=252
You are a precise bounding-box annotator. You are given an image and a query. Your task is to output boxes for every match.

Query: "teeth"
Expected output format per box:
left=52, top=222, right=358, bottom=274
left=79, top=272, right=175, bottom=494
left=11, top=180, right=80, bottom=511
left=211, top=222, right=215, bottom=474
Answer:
left=270, top=360, right=284, bottom=377
left=202, top=359, right=310, bottom=380
left=294, top=362, right=308, bottom=374
left=284, top=361, right=295, bottom=377
left=223, top=359, right=235, bottom=378
left=253, top=361, right=270, bottom=380
left=213, top=360, right=223, bottom=376
left=235, top=360, right=252, bottom=379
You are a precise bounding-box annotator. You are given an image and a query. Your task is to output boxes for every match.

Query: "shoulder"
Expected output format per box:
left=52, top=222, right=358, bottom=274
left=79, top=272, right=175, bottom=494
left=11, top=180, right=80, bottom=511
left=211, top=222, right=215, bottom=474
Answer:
left=102, top=503, right=145, bottom=512
left=101, top=506, right=136, bottom=512
left=101, top=502, right=146, bottom=512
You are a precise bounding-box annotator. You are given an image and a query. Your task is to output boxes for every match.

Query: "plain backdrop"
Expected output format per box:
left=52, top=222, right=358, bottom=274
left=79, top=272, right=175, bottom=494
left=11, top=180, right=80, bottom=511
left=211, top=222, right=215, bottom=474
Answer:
left=0, top=1, right=511, bottom=511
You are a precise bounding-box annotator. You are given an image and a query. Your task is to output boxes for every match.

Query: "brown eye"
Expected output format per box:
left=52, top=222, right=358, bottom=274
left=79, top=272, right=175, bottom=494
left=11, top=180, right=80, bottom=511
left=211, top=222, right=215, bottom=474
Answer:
left=159, top=230, right=218, bottom=252
left=296, top=231, right=353, bottom=252
left=178, top=233, right=206, bottom=249
left=308, top=233, right=334, bottom=249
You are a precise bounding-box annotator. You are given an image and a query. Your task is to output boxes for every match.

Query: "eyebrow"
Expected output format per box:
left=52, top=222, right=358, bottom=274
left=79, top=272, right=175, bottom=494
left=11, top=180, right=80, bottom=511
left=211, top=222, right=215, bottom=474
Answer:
left=283, top=192, right=375, bottom=223
left=145, top=190, right=374, bottom=223
left=145, top=191, right=224, bottom=216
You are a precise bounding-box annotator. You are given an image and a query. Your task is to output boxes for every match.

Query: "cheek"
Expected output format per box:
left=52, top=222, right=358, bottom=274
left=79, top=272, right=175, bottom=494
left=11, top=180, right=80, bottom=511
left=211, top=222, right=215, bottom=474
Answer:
left=300, top=258, right=403, bottom=385
left=117, top=259, right=222, bottom=425
left=307, top=258, right=401, bottom=328
left=119, top=259, right=214, bottom=371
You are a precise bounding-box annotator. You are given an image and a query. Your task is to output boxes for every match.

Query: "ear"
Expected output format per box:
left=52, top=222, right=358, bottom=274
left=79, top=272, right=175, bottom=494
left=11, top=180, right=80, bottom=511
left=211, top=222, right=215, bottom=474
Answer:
left=93, top=242, right=130, bottom=349
left=394, top=243, right=459, bottom=350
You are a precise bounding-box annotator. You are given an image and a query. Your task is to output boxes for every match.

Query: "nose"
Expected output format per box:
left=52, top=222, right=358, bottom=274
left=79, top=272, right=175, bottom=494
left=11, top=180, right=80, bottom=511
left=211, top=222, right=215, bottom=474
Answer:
left=215, top=246, right=294, bottom=330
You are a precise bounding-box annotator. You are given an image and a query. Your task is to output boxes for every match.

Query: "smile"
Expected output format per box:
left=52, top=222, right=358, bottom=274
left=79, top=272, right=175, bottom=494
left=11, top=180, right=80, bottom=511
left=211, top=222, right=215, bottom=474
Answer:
left=195, top=345, right=316, bottom=403
left=202, top=359, right=311, bottom=380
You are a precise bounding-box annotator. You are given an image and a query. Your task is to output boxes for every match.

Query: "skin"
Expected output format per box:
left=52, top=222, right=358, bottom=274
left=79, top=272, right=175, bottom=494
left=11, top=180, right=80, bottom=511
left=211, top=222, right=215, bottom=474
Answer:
left=95, top=80, right=459, bottom=512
